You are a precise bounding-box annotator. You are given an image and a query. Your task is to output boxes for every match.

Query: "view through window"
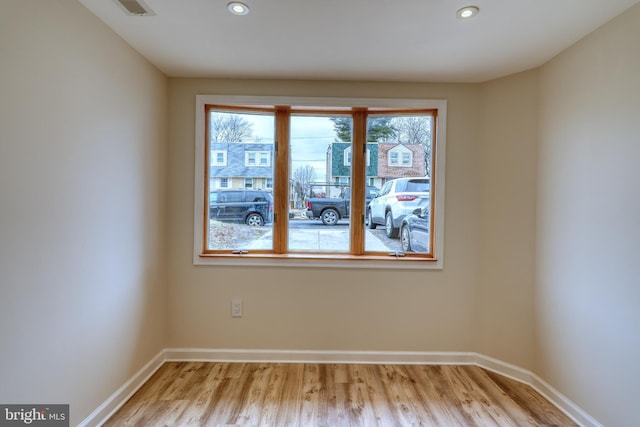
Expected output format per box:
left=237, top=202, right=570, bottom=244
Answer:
left=198, top=99, right=443, bottom=264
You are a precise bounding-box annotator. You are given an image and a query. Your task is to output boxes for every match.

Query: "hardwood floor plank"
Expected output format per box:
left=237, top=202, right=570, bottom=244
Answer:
left=361, top=364, right=400, bottom=426
left=483, top=369, right=576, bottom=427
left=298, top=363, right=324, bottom=426
left=344, top=365, right=371, bottom=425
left=272, top=363, right=304, bottom=426
left=254, top=363, right=285, bottom=426
left=464, top=366, right=540, bottom=426
left=104, top=362, right=578, bottom=427
left=447, top=366, right=515, bottom=427
left=404, top=365, right=463, bottom=426
left=376, top=364, right=429, bottom=425
left=235, top=364, right=275, bottom=425
left=424, top=365, right=490, bottom=427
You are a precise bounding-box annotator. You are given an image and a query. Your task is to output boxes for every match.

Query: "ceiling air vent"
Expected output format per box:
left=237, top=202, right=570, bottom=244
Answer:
left=114, top=0, right=155, bottom=16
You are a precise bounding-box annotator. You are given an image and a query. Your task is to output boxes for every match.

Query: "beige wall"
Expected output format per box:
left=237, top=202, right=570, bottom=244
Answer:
left=536, top=4, right=640, bottom=426
left=475, top=70, right=539, bottom=368
left=167, top=79, right=487, bottom=353
left=0, top=1, right=168, bottom=425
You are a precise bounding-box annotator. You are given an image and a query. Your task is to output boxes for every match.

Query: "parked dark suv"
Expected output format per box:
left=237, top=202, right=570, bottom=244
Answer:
left=209, top=189, right=273, bottom=226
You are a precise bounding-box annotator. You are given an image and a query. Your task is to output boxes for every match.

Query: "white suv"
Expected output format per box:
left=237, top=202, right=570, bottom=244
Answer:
left=367, top=177, right=430, bottom=238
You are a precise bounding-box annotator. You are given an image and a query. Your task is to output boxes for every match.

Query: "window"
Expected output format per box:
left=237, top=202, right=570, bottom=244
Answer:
left=245, top=151, right=271, bottom=167
left=390, top=152, right=399, bottom=165
left=402, top=152, right=411, bottom=165
left=246, top=152, right=256, bottom=165
left=212, top=150, right=227, bottom=166
left=259, top=152, right=269, bottom=165
left=388, top=145, right=413, bottom=168
left=194, top=95, right=446, bottom=268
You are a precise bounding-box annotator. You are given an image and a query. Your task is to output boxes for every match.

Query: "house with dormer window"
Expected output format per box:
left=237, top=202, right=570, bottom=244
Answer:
left=209, top=142, right=274, bottom=190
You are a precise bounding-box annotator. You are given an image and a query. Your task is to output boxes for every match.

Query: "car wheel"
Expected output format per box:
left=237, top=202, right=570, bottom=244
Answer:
left=245, top=213, right=264, bottom=226
left=385, top=211, right=399, bottom=238
left=321, top=208, right=339, bottom=226
left=367, top=209, right=376, bottom=229
left=401, top=225, right=411, bottom=252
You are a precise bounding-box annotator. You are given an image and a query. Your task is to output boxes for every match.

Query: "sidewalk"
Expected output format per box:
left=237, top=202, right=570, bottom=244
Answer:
left=249, top=228, right=389, bottom=251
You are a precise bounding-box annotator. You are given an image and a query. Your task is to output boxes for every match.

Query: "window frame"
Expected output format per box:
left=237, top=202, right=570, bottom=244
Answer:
left=194, top=95, right=447, bottom=269
left=212, top=150, right=227, bottom=166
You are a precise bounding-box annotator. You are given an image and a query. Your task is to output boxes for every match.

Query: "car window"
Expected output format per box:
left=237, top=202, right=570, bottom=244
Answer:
left=405, top=179, right=429, bottom=192
left=225, top=191, right=243, bottom=202
left=210, top=192, right=218, bottom=203
left=379, top=182, right=391, bottom=196
left=394, top=180, right=407, bottom=192
left=251, top=192, right=267, bottom=202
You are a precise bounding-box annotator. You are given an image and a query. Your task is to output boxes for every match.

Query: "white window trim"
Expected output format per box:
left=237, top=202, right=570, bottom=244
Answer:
left=194, top=95, right=447, bottom=269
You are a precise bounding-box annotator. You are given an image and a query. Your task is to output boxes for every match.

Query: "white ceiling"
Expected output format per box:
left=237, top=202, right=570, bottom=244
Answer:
left=80, top=0, right=639, bottom=83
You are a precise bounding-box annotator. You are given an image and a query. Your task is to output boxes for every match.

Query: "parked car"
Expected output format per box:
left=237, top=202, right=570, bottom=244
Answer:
left=367, top=177, right=430, bottom=238
left=400, top=204, right=430, bottom=253
left=209, top=189, right=273, bottom=226
left=305, top=185, right=378, bottom=226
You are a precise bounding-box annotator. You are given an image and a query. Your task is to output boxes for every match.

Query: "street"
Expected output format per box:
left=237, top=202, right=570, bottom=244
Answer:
left=288, top=218, right=402, bottom=252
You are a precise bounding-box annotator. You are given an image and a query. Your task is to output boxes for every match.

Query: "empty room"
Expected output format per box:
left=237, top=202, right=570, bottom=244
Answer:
left=1, top=0, right=639, bottom=426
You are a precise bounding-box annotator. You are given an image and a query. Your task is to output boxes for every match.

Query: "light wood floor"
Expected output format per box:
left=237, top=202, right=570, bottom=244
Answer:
left=104, top=362, right=577, bottom=426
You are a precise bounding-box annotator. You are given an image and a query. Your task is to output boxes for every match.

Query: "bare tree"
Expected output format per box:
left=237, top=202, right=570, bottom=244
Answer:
left=210, top=113, right=253, bottom=142
left=393, top=116, right=433, bottom=177
left=292, top=164, right=315, bottom=208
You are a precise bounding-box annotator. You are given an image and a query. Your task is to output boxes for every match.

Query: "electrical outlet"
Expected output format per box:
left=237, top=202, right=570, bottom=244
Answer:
left=231, top=299, right=243, bottom=317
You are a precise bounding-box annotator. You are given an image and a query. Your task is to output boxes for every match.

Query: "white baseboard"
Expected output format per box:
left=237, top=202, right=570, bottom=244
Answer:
left=472, top=353, right=602, bottom=427
left=163, top=347, right=475, bottom=365
left=78, top=349, right=165, bottom=427
left=83, top=348, right=601, bottom=427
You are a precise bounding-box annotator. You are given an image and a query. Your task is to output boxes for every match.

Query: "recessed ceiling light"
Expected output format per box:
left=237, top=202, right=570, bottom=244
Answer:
left=457, top=6, right=479, bottom=19
left=227, top=2, right=249, bottom=15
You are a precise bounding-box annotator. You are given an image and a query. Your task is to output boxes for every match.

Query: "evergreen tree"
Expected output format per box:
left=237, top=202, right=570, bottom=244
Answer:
left=330, top=117, right=397, bottom=142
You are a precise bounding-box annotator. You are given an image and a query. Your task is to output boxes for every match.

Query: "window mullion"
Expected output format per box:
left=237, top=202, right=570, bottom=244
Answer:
left=350, top=108, right=367, bottom=255
left=273, top=107, right=290, bottom=254
left=202, top=105, right=212, bottom=254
